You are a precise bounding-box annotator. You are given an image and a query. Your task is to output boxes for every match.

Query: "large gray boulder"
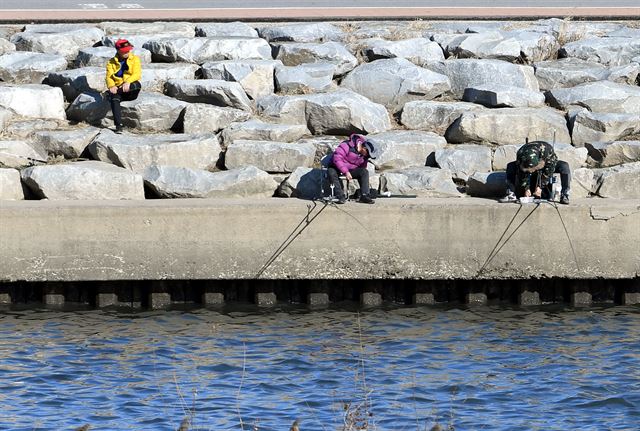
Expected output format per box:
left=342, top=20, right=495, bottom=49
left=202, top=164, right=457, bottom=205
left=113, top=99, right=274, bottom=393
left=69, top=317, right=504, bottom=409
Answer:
left=572, top=167, right=598, bottom=197
left=257, top=23, right=344, bottom=43
left=4, top=119, right=59, bottom=139
left=144, top=165, right=276, bottom=198
left=221, top=119, right=310, bottom=146
left=11, top=27, right=104, bottom=61
left=446, top=107, right=571, bottom=146
left=426, top=59, right=539, bottom=98
left=46, top=67, right=106, bottom=102
left=546, top=81, right=640, bottom=115
left=400, top=100, right=484, bottom=135
left=606, top=63, right=640, bottom=86
left=531, top=19, right=623, bottom=44
left=277, top=167, right=321, bottom=199
left=361, top=38, right=445, bottom=65
left=533, top=58, right=608, bottom=91
left=225, top=140, right=315, bottom=173
left=594, top=162, right=640, bottom=199
left=462, top=84, right=545, bottom=108
left=119, top=92, right=188, bottom=132
left=0, top=51, right=67, bottom=84
left=88, top=130, right=221, bottom=173
left=447, top=31, right=521, bottom=62
left=200, top=60, right=280, bottom=99
left=435, top=145, right=493, bottom=181
left=501, top=30, right=560, bottom=63
left=34, top=127, right=100, bottom=159
left=257, top=89, right=392, bottom=135
left=559, top=37, right=640, bottom=67
left=585, top=141, right=640, bottom=167
left=141, top=63, right=199, bottom=92
left=273, top=41, right=358, bottom=76
left=164, top=79, right=252, bottom=111
left=0, top=39, right=16, bottom=55
left=366, top=130, right=447, bottom=170
left=74, top=46, right=152, bottom=67
left=0, top=84, right=66, bottom=120
left=182, top=103, right=251, bottom=134
left=571, top=111, right=640, bottom=146
left=0, top=168, right=23, bottom=200
left=0, top=140, right=47, bottom=168
left=467, top=171, right=508, bottom=198
left=21, top=161, right=145, bottom=200
left=195, top=22, right=258, bottom=38
left=143, top=37, right=272, bottom=63
left=99, top=21, right=195, bottom=37
left=341, top=58, right=451, bottom=112
left=382, top=167, right=461, bottom=197
left=275, top=63, right=336, bottom=94
left=0, top=106, right=12, bottom=130
left=66, top=91, right=110, bottom=125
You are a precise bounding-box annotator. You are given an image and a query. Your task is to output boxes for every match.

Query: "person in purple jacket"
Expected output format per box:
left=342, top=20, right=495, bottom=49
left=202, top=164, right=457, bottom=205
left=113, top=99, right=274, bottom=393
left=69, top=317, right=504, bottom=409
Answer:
left=327, top=134, right=376, bottom=204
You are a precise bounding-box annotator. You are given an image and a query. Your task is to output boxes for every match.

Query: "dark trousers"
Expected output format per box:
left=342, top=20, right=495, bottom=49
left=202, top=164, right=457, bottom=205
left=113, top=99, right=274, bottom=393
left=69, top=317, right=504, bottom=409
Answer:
left=109, top=81, right=141, bottom=127
left=327, top=166, right=370, bottom=199
left=506, top=160, right=571, bottom=198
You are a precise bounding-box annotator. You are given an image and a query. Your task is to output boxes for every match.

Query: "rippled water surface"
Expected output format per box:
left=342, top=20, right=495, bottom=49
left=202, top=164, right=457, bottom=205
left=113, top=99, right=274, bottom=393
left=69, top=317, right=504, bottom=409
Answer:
left=1, top=304, right=639, bottom=430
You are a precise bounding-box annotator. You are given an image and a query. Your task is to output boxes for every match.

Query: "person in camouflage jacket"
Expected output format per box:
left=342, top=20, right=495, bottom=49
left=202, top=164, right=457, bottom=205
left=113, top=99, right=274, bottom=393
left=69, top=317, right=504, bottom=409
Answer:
left=502, top=140, right=571, bottom=204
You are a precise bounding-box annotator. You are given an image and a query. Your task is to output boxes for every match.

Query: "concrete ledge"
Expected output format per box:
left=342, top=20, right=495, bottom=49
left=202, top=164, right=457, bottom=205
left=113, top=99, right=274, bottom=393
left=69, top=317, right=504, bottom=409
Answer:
left=0, top=198, right=638, bottom=282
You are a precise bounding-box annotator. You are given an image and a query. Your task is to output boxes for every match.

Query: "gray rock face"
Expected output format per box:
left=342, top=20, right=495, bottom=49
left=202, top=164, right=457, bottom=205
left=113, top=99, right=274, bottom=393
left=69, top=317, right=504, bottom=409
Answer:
left=448, top=31, right=521, bottom=62
left=383, top=167, right=461, bottom=197
left=143, top=37, right=272, bottom=63
left=195, top=22, right=258, bottom=38
left=446, top=107, right=570, bottom=146
left=11, top=27, right=104, bottom=61
left=21, top=161, right=145, bottom=200
left=0, top=168, right=23, bottom=200
left=47, top=67, right=106, bottom=102
left=546, top=81, right=640, bottom=115
left=165, top=79, right=252, bottom=111
left=427, top=59, right=539, bottom=98
left=361, top=38, right=445, bottom=65
left=571, top=111, right=640, bottom=146
left=273, top=41, right=358, bottom=76
left=463, top=84, right=545, bottom=108
left=4, top=119, right=59, bottom=139
left=0, top=140, right=47, bottom=168
left=34, top=127, right=101, bottom=159
left=99, top=21, right=195, bottom=37
left=258, top=23, right=344, bottom=43
left=257, top=89, right=391, bottom=135
left=572, top=167, right=597, bottom=197
left=559, top=37, right=640, bottom=67
left=144, top=165, right=276, bottom=198
left=594, top=162, right=640, bottom=199
left=221, top=119, right=310, bottom=145
left=0, top=51, right=67, bottom=83
left=606, top=63, right=640, bottom=86
left=0, top=38, right=16, bottom=55
left=341, top=58, right=451, bottom=112
left=0, top=106, right=12, bottom=130
left=400, top=100, right=484, bottom=135
left=435, top=145, right=492, bottom=181
left=493, top=144, right=519, bottom=171
left=0, top=84, right=66, bottom=120
left=88, top=130, right=221, bottom=173
left=586, top=141, right=640, bottom=167
left=74, top=46, right=152, bottom=67
left=501, top=30, right=560, bottom=63
left=182, top=104, right=251, bottom=134
left=66, top=91, right=110, bottom=125
left=200, top=60, right=280, bottom=99
left=141, top=63, right=199, bottom=92
left=225, top=140, right=316, bottom=173
left=277, top=166, right=316, bottom=199
left=275, top=63, right=336, bottom=94
left=467, top=171, right=508, bottom=198
left=366, top=130, right=447, bottom=170
left=534, top=58, right=608, bottom=91
left=119, top=92, right=188, bottom=132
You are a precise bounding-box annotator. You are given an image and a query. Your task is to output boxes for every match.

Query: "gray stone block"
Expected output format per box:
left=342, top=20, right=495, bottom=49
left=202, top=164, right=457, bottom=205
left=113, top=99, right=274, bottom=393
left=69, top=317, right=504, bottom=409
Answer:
left=571, top=291, right=592, bottom=307
left=466, top=292, right=488, bottom=305
left=307, top=292, right=329, bottom=306
left=0, top=292, right=11, bottom=305
left=413, top=293, right=435, bottom=305
left=518, top=290, right=541, bottom=306
left=256, top=292, right=277, bottom=307
left=96, top=292, right=118, bottom=308
left=361, top=292, right=382, bottom=307
left=149, top=292, right=171, bottom=309
left=621, top=292, right=640, bottom=305
left=202, top=291, right=225, bottom=305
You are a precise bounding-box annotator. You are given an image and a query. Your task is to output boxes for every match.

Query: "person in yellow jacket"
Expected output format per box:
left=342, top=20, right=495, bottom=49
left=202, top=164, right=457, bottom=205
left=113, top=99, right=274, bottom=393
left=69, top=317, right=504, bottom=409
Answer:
left=106, top=39, right=142, bottom=133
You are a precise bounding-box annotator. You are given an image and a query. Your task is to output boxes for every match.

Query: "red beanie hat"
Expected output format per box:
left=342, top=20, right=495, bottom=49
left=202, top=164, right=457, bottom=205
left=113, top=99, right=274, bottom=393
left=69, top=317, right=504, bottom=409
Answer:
left=115, top=39, right=133, bottom=53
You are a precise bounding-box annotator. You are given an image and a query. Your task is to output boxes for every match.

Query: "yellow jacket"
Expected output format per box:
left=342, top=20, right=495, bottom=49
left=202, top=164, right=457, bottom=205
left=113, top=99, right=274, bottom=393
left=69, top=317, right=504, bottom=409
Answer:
left=105, top=54, right=142, bottom=88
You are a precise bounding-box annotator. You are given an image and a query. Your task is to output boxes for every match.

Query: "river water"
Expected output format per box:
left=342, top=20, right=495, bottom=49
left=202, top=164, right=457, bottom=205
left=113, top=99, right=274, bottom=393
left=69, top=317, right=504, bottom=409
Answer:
left=1, top=304, right=639, bottom=431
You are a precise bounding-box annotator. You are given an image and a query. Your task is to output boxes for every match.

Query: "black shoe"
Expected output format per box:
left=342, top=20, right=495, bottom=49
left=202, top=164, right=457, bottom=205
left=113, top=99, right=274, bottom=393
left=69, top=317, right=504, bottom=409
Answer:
left=359, top=195, right=374, bottom=204
left=560, top=194, right=570, bottom=205
left=115, top=125, right=123, bottom=134
left=336, top=197, right=346, bottom=204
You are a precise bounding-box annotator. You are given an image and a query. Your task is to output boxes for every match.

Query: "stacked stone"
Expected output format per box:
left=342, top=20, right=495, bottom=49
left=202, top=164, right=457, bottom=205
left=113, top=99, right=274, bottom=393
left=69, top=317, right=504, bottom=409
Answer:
left=1, top=19, right=639, bottom=201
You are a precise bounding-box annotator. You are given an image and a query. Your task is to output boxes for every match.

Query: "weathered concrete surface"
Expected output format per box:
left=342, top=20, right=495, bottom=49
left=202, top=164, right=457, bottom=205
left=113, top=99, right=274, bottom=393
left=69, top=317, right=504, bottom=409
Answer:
left=0, top=198, right=637, bottom=282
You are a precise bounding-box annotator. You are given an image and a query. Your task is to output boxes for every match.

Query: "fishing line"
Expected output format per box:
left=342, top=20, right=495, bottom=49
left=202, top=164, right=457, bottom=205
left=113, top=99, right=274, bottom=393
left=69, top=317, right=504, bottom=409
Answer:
left=478, top=204, right=523, bottom=275
left=543, top=201, right=581, bottom=271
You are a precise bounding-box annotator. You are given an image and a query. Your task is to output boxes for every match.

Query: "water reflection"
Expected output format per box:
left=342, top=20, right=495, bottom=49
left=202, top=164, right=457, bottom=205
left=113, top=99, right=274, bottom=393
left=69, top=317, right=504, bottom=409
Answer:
left=0, top=304, right=639, bottom=430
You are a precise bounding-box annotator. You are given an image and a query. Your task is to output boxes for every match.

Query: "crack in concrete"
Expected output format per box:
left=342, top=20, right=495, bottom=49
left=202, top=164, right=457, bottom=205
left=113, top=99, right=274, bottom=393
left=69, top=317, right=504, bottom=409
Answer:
left=589, top=205, right=640, bottom=221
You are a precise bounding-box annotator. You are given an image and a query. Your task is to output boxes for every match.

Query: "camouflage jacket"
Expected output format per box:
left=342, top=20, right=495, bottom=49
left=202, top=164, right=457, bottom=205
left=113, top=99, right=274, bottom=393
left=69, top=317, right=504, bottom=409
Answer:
left=516, top=141, right=558, bottom=188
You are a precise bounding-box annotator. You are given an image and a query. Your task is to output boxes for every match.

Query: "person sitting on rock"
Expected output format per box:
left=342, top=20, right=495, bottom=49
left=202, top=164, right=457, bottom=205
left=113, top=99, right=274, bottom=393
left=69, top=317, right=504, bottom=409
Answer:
left=105, top=39, right=142, bottom=133
left=327, top=134, right=376, bottom=204
left=500, top=140, right=571, bottom=204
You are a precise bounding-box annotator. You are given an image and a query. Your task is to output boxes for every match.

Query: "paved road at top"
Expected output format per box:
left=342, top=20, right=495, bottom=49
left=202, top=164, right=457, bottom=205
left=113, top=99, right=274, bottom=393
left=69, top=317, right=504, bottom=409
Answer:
left=1, top=0, right=639, bottom=20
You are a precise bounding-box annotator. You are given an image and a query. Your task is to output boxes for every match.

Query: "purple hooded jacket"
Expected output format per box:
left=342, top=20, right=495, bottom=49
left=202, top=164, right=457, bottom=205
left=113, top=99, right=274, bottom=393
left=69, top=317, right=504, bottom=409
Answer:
left=330, top=135, right=369, bottom=174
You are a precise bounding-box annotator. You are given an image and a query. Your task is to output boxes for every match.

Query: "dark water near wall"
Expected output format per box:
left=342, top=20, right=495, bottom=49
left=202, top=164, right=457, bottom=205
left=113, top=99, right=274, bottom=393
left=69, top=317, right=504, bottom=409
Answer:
left=0, top=304, right=639, bottom=431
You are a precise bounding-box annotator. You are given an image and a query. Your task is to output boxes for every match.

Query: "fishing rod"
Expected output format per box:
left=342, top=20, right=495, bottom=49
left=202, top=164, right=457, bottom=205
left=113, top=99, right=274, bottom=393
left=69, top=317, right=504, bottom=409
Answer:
left=0, top=150, right=48, bottom=164
left=541, top=200, right=581, bottom=272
